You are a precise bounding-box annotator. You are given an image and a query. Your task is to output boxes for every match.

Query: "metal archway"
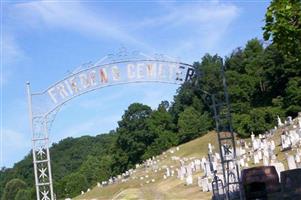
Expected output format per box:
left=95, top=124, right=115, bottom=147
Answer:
left=26, top=49, right=242, bottom=200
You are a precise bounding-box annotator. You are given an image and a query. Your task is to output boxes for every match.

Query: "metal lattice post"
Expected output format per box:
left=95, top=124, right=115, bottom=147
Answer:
left=209, top=66, right=243, bottom=200
left=27, top=82, right=54, bottom=200
left=221, top=65, right=243, bottom=200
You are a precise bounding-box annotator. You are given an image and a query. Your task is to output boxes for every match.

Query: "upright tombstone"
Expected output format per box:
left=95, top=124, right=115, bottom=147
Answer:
left=251, top=132, right=255, bottom=142
left=254, top=154, right=259, bottom=164
left=271, top=161, right=285, bottom=178
left=287, top=155, right=297, bottom=170
left=186, top=175, right=193, bottom=185
left=263, top=155, right=269, bottom=166
left=166, top=167, right=170, bottom=177
left=277, top=116, right=283, bottom=127
left=287, top=116, right=293, bottom=125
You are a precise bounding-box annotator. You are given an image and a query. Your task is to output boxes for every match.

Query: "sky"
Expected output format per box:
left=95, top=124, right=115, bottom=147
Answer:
left=1, top=0, right=270, bottom=168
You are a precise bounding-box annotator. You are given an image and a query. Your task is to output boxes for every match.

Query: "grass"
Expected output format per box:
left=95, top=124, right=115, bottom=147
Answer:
left=74, top=132, right=217, bottom=200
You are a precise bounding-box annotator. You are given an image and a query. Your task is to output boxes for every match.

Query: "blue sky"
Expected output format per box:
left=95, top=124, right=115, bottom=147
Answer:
left=1, top=0, right=270, bottom=167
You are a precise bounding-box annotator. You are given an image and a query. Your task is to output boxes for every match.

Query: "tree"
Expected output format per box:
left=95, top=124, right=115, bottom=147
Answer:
left=284, top=77, right=301, bottom=115
left=143, top=103, right=177, bottom=159
left=116, top=103, right=153, bottom=166
left=58, top=172, right=89, bottom=198
left=263, top=0, right=301, bottom=59
left=178, top=107, right=211, bottom=143
left=79, top=155, right=102, bottom=185
left=2, top=179, right=27, bottom=200
left=15, top=189, right=32, bottom=200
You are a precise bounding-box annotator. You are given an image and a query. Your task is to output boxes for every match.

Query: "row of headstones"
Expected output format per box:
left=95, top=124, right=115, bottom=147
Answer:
left=161, top=145, right=228, bottom=192
left=277, top=114, right=301, bottom=128
left=130, top=146, right=182, bottom=185
left=278, top=114, right=301, bottom=149
left=244, top=134, right=301, bottom=175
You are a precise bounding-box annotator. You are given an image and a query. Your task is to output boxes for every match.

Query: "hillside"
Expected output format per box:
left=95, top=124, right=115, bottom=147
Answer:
left=74, top=131, right=218, bottom=200
left=75, top=119, right=301, bottom=200
left=71, top=130, right=279, bottom=199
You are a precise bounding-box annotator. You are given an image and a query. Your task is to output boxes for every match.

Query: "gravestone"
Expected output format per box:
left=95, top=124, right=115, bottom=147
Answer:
left=277, top=116, right=283, bottom=127
left=270, top=140, right=276, bottom=151
left=271, top=162, right=285, bottom=178
left=166, top=167, right=170, bottom=177
left=287, top=155, right=297, bottom=170
left=263, top=155, right=269, bottom=166
left=251, top=132, right=255, bottom=141
left=295, top=154, right=301, bottom=164
left=186, top=175, right=193, bottom=185
left=254, top=154, right=259, bottom=164
left=201, top=177, right=209, bottom=192
left=239, top=158, right=245, bottom=167
left=258, top=150, right=262, bottom=160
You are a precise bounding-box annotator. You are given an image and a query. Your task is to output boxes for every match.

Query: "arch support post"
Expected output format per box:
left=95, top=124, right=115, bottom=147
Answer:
left=27, top=82, right=54, bottom=200
left=208, top=66, right=243, bottom=200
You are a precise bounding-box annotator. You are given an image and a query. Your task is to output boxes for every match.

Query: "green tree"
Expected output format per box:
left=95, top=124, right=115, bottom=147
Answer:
left=79, top=155, right=113, bottom=186
left=58, top=172, right=89, bottom=198
left=15, top=189, right=32, bottom=200
left=143, top=102, right=177, bottom=159
left=2, top=179, right=27, bottom=200
left=284, top=77, right=301, bottom=115
left=115, top=103, right=153, bottom=167
left=178, top=107, right=211, bottom=143
left=263, top=0, right=301, bottom=58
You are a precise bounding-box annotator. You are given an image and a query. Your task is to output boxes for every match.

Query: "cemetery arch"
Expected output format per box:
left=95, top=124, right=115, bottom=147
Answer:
left=26, top=50, right=241, bottom=200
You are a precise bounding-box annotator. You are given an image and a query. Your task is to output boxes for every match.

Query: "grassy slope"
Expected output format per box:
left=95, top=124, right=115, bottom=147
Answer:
left=74, top=132, right=218, bottom=200
left=74, top=125, right=300, bottom=200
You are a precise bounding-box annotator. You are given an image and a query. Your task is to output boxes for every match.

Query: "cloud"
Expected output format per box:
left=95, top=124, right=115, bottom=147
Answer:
left=1, top=32, right=26, bottom=87
left=133, top=2, right=240, bottom=58
left=12, top=1, right=149, bottom=49
left=1, top=129, right=31, bottom=167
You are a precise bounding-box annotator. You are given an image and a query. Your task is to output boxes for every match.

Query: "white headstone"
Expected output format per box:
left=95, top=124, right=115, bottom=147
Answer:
left=240, top=158, right=245, bottom=167
left=208, top=143, right=213, bottom=153
left=277, top=116, right=283, bottom=127
left=271, top=162, right=285, bottom=178
left=254, top=154, right=259, bottom=164
left=295, top=154, right=301, bottom=163
left=258, top=151, right=262, bottom=160
left=201, top=177, right=209, bottom=192
left=251, top=132, right=255, bottom=141
left=186, top=175, right=193, bottom=185
left=287, top=155, right=297, bottom=170
left=263, top=155, right=269, bottom=166
left=166, top=168, right=170, bottom=177
left=270, top=140, right=276, bottom=151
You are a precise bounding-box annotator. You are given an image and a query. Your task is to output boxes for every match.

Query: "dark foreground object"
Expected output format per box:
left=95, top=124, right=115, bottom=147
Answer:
left=241, top=166, right=280, bottom=200
left=281, top=168, right=301, bottom=200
